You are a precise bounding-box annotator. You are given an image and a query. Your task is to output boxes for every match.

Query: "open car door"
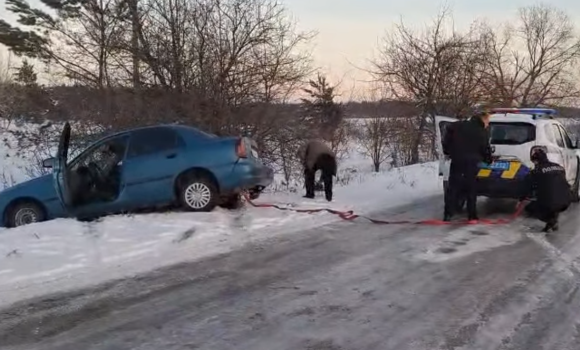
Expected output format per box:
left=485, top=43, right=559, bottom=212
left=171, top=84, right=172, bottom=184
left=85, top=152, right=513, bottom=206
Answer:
left=53, top=122, right=73, bottom=210
left=435, top=116, right=458, bottom=181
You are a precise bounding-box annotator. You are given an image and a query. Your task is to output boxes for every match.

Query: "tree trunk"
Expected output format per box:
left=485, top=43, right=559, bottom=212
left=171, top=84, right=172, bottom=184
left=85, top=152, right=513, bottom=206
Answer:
left=130, top=0, right=140, bottom=90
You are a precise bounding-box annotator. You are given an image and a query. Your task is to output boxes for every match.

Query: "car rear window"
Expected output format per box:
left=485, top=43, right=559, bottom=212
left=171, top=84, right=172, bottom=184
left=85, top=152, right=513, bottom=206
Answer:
left=489, top=122, right=536, bottom=145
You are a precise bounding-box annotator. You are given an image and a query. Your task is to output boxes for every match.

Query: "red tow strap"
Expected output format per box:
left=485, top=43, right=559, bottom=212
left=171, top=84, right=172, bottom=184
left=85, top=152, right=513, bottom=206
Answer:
left=242, top=193, right=528, bottom=226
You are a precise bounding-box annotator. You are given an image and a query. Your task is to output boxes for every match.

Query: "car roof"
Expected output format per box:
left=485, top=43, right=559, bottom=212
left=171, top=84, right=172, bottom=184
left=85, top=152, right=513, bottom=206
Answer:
left=106, top=124, right=211, bottom=137
left=489, top=113, right=563, bottom=126
left=488, top=107, right=559, bottom=125
left=87, top=124, right=213, bottom=145
left=490, top=114, right=541, bottom=124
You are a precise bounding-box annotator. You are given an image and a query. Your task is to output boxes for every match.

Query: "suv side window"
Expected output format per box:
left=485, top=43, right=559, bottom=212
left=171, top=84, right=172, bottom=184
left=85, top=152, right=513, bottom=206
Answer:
left=127, top=127, right=183, bottom=158
left=558, top=125, right=574, bottom=148
left=544, top=125, right=556, bottom=144
left=551, top=124, right=565, bottom=147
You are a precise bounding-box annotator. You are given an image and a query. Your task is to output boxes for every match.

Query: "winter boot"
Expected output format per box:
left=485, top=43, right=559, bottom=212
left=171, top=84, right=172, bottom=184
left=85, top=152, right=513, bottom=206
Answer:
left=542, top=219, right=559, bottom=233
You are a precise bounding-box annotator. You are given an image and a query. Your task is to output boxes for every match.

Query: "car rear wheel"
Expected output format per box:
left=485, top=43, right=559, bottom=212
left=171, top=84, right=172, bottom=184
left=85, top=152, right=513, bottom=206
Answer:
left=6, top=201, right=46, bottom=228
left=179, top=175, right=218, bottom=212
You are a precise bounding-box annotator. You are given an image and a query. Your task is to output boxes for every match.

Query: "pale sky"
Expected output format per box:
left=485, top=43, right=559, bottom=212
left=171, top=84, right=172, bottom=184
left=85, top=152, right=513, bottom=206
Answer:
left=2, top=0, right=580, bottom=98
left=284, top=0, right=580, bottom=98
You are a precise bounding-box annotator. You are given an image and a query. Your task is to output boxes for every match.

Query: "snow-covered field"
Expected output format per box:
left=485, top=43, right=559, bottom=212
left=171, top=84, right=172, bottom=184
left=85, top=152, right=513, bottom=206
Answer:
left=0, top=120, right=443, bottom=307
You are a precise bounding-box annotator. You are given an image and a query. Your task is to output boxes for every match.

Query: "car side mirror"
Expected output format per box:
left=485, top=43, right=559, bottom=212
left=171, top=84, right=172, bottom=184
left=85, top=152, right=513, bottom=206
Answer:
left=574, top=139, right=579, bottom=149
left=491, top=146, right=496, bottom=153
left=42, top=157, right=55, bottom=168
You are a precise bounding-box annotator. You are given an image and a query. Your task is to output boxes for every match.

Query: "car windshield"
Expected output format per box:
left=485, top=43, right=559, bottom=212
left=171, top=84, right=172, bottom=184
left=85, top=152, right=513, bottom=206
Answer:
left=489, top=122, right=536, bottom=145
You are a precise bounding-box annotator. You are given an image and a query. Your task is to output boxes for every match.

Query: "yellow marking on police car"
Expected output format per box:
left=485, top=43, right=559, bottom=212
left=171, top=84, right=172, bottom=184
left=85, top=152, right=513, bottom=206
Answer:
left=501, top=162, right=521, bottom=179
left=477, top=169, right=492, bottom=177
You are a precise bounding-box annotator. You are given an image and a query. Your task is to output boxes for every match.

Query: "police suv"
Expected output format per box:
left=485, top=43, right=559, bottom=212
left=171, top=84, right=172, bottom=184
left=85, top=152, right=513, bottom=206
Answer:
left=436, top=108, right=580, bottom=203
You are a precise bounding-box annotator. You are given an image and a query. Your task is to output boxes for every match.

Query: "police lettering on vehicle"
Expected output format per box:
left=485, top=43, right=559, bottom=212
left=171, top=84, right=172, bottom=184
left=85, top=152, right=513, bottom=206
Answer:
left=541, top=165, right=564, bottom=173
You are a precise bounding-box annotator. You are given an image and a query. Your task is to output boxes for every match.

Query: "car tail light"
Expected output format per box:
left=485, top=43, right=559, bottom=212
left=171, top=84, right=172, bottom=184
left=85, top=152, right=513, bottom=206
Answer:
left=236, top=138, right=247, bottom=158
left=530, top=145, right=547, bottom=158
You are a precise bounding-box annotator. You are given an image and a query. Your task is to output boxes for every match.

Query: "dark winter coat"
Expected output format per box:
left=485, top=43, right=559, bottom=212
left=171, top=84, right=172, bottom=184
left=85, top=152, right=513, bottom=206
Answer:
left=443, top=117, right=493, bottom=164
left=521, top=159, right=572, bottom=212
left=297, top=140, right=337, bottom=175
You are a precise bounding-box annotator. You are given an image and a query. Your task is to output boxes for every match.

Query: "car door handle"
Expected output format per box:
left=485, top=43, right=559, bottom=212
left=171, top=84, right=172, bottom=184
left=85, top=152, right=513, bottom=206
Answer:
left=166, top=153, right=176, bottom=159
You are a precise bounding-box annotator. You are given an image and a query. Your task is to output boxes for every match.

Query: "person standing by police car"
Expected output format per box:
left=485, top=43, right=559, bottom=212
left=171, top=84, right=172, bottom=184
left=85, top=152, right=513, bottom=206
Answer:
left=520, top=148, right=571, bottom=232
left=442, top=111, right=493, bottom=222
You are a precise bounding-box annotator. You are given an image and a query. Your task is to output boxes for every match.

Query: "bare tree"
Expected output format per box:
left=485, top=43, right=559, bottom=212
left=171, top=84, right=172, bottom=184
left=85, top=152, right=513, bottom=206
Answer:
left=371, top=9, right=487, bottom=164
left=0, top=53, right=12, bottom=85
left=0, top=53, right=14, bottom=124
left=360, top=115, right=392, bottom=172
left=1, top=0, right=128, bottom=87
left=478, top=4, right=580, bottom=106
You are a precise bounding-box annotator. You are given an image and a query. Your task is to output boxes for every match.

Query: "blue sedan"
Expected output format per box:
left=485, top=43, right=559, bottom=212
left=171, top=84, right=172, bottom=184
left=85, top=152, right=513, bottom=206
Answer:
left=0, top=123, right=274, bottom=227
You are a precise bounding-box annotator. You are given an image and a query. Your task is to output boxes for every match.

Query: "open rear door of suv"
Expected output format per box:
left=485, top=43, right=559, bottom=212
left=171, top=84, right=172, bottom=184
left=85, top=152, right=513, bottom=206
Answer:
left=435, top=116, right=458, bottom=180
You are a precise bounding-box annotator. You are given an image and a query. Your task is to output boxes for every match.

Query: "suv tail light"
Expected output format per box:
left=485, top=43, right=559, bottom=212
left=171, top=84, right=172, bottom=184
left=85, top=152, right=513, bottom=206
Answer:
left=236, top=138, right=247, bottom=158
left=530, top=145, right=547, bottom=158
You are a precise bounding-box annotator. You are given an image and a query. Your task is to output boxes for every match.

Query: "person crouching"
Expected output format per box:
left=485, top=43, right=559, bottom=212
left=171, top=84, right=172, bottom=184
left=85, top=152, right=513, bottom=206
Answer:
left=520, top=148, right=572, bottom=232
left=297, top=139, right=337, bottom=201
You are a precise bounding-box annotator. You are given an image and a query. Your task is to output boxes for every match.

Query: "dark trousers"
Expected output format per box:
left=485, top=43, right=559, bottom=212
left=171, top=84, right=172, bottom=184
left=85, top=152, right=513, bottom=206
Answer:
left=304, top=154, right=335, bottom=201
left=445, top=159, right=479, bottom=219
left=525, top=201, right=568, bottom=224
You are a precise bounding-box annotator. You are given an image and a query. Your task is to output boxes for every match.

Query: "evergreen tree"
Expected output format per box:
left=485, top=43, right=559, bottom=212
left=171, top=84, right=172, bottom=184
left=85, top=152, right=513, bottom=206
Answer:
left=13, top=59, right=37, bottom=86
left=300, top=73, right=343, bottom=140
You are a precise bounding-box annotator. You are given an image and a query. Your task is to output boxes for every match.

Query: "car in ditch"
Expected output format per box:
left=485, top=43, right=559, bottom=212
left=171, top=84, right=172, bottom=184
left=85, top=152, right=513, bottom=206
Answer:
left=435, top=108, right=580, bottom=206
left=0, top=123, right=274, bottom=227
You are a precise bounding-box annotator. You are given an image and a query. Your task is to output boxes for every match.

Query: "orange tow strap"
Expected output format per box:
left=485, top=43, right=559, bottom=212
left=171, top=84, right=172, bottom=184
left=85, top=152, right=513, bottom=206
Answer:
left=242, top=193, right=528, bottom=225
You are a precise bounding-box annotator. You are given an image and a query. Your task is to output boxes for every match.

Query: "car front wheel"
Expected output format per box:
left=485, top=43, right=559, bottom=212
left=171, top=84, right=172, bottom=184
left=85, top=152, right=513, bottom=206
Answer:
left=6, top=201, right=46, bottom=228
left=179, top=175, right=219, bottom=212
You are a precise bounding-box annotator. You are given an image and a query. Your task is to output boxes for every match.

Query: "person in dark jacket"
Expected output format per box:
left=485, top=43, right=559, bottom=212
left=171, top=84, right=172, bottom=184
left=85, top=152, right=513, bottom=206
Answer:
left=297, top=139, right=337, bottom=201
left=442, top=111, right=493, bottom=222
left=520, top=148, right=572, bottom=232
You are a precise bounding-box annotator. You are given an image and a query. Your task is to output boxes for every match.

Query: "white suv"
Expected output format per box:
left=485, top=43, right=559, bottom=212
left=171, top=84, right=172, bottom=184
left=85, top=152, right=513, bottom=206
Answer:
left=435, top=108, right=580, bottom=202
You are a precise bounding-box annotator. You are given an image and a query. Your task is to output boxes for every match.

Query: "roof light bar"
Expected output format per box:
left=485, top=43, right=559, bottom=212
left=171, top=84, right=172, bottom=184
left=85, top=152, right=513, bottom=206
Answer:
left=489, top=107, right=557, bottom=115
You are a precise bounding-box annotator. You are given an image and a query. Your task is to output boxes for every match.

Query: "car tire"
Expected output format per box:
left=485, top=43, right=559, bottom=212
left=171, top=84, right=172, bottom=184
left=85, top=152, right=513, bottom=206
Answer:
left=6, top=201, right=46, bottom=228
left=178, top=175, right=219, bottom=212
left=220, top=194, right=243, bottom=210
left=572, top=160, right=580, bottom=203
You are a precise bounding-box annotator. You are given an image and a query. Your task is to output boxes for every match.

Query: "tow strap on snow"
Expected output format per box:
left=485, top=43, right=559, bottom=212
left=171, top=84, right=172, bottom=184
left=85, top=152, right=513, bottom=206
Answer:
left=242, top=193, right=527, bottom=226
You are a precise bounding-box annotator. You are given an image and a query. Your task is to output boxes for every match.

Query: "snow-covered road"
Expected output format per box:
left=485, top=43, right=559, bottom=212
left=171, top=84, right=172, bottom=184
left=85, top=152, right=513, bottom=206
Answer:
left=3, top=196, right=580, bottom=350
